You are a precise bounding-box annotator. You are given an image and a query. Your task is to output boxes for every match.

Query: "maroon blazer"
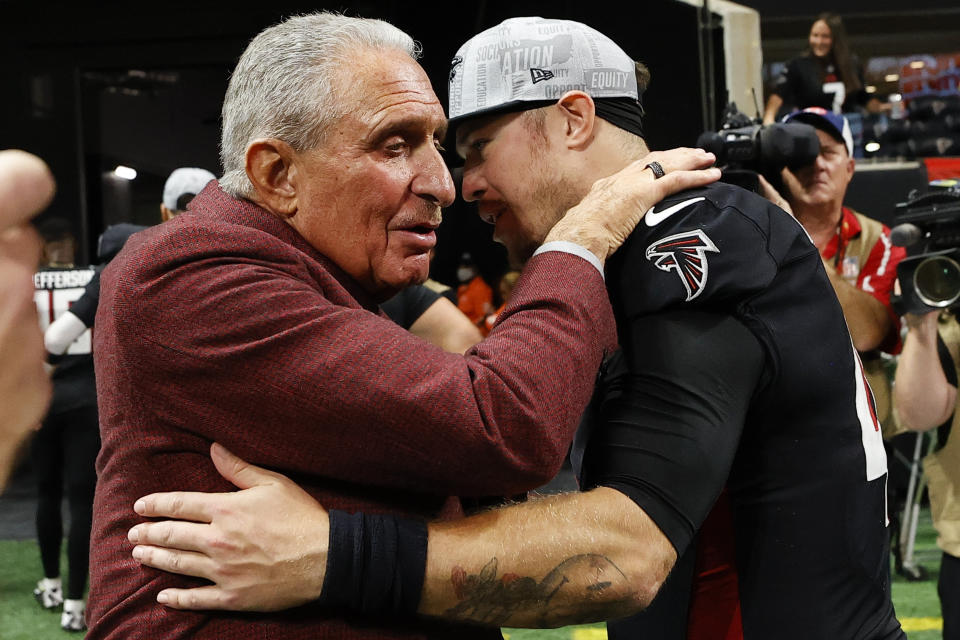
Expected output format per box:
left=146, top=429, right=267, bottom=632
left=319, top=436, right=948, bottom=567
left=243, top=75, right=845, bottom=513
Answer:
left=87, top=183, right=616, bottom=639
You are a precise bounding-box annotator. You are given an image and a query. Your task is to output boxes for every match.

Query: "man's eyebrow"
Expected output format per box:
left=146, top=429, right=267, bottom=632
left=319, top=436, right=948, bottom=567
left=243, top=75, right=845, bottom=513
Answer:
left=371, top=114, right=448, bottom=140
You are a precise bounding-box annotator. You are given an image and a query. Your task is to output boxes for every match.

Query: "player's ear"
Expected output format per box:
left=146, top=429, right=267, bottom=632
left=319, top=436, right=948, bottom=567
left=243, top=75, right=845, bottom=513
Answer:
left=556, top=91, right=596, bottom=150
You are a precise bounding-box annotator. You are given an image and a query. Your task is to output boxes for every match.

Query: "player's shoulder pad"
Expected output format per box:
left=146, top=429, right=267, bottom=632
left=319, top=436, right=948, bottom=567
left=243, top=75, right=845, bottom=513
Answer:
left=608, top=182, right=818, bottom=318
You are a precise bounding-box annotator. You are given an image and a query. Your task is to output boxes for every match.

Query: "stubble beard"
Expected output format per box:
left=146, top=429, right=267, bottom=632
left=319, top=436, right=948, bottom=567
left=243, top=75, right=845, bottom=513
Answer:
left=507, top=168, right=584, bottom=270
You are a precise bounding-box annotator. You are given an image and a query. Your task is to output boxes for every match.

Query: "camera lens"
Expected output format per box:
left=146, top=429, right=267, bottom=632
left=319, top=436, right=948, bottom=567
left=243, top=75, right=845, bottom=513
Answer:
left=915, top=256, right=960, bottom=308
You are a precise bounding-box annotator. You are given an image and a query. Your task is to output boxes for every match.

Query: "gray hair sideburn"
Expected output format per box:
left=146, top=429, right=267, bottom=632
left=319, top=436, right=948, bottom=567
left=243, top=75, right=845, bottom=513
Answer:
left=219, top=12, right=421, bottom=198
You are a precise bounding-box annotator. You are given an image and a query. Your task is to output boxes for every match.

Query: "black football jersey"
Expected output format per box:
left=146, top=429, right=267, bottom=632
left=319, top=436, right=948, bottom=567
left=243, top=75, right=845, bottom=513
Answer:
left=575, top=182, right=903, bottom=639
left=34, top=267, right=98, bottom=414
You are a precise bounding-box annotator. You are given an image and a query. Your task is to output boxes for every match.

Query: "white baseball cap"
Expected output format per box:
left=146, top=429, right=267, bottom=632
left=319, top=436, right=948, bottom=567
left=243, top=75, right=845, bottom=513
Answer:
left=162, top=167, right=216, bottom=211
left=448, top=17, right=639, bottom=124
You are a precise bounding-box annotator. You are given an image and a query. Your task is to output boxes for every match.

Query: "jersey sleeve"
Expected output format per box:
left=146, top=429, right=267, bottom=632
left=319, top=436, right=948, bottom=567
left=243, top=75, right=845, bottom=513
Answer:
left=68, top=268, right=102, bottom=328
left=578, top=309, right=765, bottom=555
left=609, top=190, right=783, bottom=319
left=380, top=284, right=442, bottom=330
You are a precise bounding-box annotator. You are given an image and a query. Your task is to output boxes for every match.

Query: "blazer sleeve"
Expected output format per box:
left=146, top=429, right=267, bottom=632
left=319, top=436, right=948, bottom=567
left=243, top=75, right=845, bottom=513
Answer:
left=104, top=245, right=616, bottom=497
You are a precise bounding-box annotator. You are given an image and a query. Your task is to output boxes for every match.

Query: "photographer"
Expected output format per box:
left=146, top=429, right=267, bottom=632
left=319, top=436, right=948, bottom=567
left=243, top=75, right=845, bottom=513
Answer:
left=765, top=107, right=905, bottom=422
left=893, top=309, right=960, bottom=640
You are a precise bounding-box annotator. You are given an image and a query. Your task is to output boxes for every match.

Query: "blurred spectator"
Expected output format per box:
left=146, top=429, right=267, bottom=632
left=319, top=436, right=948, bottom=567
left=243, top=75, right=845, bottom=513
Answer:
left=32, top=220, right=99, bottom=632
left=422, top=276, right=457, bottom=305
left=484, top=270, right=521, bottom=334
left=161, top=167, right=216, bottom=222
left=455, top=252, right=493, bottom=330
left=893, top=309, right=960, bottom=640
left=381, top=284, right=482, bottom=354
left=38, top=218, right=76, bottom=267
left=764, top=13, right=879, bottom=124
left=0, top=150, right=54, bottom=490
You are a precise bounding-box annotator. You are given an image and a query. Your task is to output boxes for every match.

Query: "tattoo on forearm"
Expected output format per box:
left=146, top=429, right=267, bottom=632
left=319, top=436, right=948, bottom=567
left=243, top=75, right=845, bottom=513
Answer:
left=444, top=554, right=637, bottom=626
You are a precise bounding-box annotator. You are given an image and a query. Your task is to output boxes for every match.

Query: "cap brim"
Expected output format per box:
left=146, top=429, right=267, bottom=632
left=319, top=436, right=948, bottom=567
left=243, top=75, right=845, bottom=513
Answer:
left=789, top=113, right=850, bottom=147
left=449, top=99, right=558, bottom=126
left=447, top=99, right=558, bottom=145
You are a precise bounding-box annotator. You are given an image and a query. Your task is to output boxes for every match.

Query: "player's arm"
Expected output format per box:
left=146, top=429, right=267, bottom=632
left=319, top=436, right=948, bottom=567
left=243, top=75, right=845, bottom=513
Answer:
left=44, top=269, right=100, bottom=356
left=126, top=446, right=669, bottom=620
left=408, top=296, right=483, bottom=354
left=128, top=310, right=763, bottom=624
left=894, top=310, right=957, bottom=431
left=763, top=93, right=783, bottom=125
left=418, top=486, right=671, bottom=627
left=821, top=257, right=892, bottom=352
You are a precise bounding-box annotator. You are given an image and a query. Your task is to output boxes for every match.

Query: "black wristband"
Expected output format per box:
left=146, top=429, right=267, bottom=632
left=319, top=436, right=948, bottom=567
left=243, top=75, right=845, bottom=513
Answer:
left=319, top=509, right=428, bottom=617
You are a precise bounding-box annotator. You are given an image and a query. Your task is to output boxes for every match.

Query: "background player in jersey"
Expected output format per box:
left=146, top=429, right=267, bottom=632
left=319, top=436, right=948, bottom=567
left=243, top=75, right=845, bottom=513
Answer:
left=124, top=17, right=903, bottom=640
left=32, top=219, right=99, bottom=632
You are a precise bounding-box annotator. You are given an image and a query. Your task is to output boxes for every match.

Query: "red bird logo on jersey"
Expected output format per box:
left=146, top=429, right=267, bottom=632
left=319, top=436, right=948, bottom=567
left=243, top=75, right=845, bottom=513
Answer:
left=645, top=230, right=719, bottom=301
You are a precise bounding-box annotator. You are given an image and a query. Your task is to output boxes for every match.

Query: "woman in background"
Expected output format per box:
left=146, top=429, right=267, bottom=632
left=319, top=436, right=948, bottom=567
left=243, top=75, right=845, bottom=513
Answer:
left=764, top=13, right=871, bottom=124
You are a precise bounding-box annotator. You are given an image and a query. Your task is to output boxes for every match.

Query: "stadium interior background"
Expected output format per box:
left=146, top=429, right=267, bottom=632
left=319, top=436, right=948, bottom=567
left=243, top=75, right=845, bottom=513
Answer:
left=2, top=2, right=960, bottom=638
left=3, top=0, right=958, bottom=283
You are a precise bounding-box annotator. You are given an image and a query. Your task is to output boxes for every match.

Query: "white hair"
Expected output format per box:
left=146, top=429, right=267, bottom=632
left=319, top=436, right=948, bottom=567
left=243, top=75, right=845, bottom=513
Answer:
left=219, top=12, right=421, bottom=197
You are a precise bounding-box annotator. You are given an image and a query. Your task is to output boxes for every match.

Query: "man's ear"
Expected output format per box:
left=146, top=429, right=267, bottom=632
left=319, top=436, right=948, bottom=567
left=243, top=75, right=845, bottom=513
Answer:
left=556, top=91, right=597, bottom=150
left=845, top=154, right=856, bottom=179
left=245, top=139, right=299, bottom=217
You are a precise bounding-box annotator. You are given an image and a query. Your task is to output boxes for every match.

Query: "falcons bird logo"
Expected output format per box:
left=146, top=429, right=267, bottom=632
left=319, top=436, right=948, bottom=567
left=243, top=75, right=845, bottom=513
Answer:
left=645, top=230, right=719, bottom=302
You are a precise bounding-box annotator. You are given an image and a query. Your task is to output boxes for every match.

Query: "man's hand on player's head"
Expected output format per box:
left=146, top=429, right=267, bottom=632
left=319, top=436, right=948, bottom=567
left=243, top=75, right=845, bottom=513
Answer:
left=129, top=443, right=330, bottom=612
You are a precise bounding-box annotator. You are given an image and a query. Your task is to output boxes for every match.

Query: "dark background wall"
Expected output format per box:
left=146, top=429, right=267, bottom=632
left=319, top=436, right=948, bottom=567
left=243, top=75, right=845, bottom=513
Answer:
left=2, top=0, right=958, bottom=282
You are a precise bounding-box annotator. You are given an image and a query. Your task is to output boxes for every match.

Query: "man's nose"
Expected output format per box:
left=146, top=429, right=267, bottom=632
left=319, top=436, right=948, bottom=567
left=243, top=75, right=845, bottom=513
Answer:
left=460, top=164, right=486, bottom=203
left=412, top=148, right=456, bottom=208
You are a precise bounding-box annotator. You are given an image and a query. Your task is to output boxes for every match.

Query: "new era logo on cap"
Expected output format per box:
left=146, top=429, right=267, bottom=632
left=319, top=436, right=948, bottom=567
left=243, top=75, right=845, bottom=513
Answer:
left=448, top=17, right=638, bottom=123
left=530, top=68, right=554, bottom=84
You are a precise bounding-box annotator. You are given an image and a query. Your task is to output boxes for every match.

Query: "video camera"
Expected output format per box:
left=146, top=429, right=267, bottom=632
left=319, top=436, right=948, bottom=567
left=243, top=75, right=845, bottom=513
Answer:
left=696, top=103, right=821, bottom=194
left=891, top=182, right=960, bottom=315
